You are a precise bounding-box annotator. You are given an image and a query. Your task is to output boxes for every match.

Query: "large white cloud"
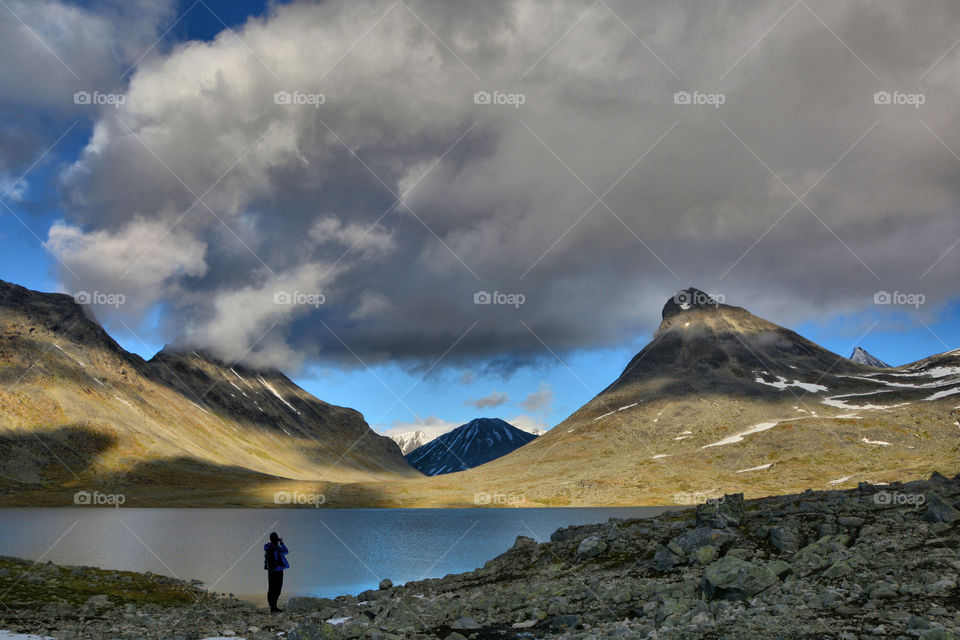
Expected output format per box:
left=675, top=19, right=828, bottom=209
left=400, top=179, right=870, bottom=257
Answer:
left=40, top=0, right=960, bottom=369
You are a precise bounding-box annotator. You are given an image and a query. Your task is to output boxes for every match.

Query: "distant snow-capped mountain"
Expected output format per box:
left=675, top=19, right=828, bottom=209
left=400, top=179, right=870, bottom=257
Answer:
left=850, top=346, right=890, bottom=368
left=405, top=418, right=539, bottom=476
left=389, top=430, right=432, bottom=455
left=390, top=422, right=545, bottom=454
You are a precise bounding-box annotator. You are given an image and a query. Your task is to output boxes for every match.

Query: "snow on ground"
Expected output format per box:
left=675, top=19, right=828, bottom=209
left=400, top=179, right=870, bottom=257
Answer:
left=861, top=437, right=892, bottom=446
left=829, top=476, right=853, bottom=485
left=594, top=402, right=640, bottom=421
left=736, top=463, right=772, bottom=473
left=0, top=632, right=56, bottom=640
left=838, top=373, right=960, bottom=390
left=703, top=422, right=779, bottom=448
left=821, top=397, right=911, bottom=411
left=328, top=617, right=352, bottom=626
left=882, top=366, right=960, bottom=378
left=52, top=344, right=85, bottom=367
left=754, top=375, right=828, bottom=393
left=651, top=454, right=670, bottom=459
left=674, top=435, right=692, bottom=440
left=925, top=386, right=960, bottom=401
left=258, top=377, right=301, bottom=415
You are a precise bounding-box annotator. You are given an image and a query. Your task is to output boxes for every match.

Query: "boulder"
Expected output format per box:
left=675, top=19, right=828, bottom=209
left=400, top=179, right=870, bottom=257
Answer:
left=450, top=616, right=482, bottom=630
left=769, top=526, right=800, bottom=554
left=577, top=535, right=608, bottom=560
left=701, top=556, right=778, bottom=601
left=378, top=578, right=393, bottom=590
left=696, top=493, right=745, bottom=528
left=922, top=494, right=960, bottom=523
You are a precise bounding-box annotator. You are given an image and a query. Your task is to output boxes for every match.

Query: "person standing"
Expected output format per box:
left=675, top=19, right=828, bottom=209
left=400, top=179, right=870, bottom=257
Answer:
left=264, top=532, right=289, bottom=612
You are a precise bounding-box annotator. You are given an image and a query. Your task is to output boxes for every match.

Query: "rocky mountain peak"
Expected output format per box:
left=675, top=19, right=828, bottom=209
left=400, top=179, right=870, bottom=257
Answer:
left=661, top=287, right=729, bottom=320
left=850, top=346, right=890, bottom=368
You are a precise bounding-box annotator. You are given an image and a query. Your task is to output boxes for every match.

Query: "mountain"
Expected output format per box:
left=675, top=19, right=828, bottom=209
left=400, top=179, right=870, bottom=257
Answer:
left=389, top=430, right=432, bottom=455
left=850, top=346, right=890, bottom=368
left=369, top=288, right=960, bottom=506
left=0, top=280, right=416, bottom=506
left=404, top=418, right=538, bottom=476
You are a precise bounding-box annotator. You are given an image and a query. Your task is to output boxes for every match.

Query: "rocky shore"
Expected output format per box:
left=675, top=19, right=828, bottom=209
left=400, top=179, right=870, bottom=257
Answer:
left=2, top=473, right=960, bottom=639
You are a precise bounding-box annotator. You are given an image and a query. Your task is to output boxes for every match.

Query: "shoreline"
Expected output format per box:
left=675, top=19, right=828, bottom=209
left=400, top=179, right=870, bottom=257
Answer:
left=1, top=473, right=959, bottom=639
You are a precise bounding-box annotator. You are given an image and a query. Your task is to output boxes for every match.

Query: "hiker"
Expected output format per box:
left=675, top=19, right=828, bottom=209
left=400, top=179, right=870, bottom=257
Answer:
left=264, top=531, right=289, bottom=612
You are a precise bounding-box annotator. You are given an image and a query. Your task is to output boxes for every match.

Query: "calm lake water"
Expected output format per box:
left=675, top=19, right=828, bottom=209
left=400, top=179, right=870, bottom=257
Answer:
left=0, top=507, right=680, bottom=601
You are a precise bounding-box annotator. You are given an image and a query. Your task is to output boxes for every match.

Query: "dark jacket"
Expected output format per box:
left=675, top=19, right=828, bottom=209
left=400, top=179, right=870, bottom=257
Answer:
left=264, top=541, right=290, bottom=571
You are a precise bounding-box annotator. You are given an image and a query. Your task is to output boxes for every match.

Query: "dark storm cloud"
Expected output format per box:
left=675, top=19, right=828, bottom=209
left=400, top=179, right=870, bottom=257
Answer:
left=33, top=0, right=960, bottom=369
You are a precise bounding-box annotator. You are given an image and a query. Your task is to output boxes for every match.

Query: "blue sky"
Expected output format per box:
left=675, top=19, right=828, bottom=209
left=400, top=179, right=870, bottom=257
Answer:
left=3, top=0, right=959, bottom=437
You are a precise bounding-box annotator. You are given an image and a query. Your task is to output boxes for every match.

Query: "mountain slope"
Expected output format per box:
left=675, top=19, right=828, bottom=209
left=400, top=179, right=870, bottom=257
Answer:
left=404, top=418, right=538, bottom=475
left=850, top=346, right=890, bottom=368
left=0, top=280, right=416, bottom=505
left=367, top=288, right=960, bottom=506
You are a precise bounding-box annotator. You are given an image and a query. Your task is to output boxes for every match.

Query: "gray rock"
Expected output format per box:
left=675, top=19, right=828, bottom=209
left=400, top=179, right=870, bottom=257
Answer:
left=84, top=594, right=113, bottom=610
left=824, top=560, right=852, bottom=579
left=541, top=614, right=581, bottom=630
left=696, top=493, right=745, bottom=528
left=42, top=601, right=75, bottom=617
left=701, top=556, right=778, bottom=601
left=286, top=596, right=333, bottom=613
left=577, top=535, right=608, bottom=559
left=450, top=616, right=481, bottom=630
left=444, top=634, right=469, bottom=640
left=922, top=494, right=960, bottom=523
left=378, top=578, right=393, bottom=590
left=769, top=526, right=800, bottom=553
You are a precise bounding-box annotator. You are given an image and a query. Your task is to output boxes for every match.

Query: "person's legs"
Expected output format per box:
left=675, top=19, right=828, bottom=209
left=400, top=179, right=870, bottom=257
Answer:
left=267, top=571, right=282, bottom=610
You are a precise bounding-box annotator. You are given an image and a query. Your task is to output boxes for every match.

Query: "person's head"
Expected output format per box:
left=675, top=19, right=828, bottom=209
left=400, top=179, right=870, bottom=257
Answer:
left=269, top=532, right=280, bottom=543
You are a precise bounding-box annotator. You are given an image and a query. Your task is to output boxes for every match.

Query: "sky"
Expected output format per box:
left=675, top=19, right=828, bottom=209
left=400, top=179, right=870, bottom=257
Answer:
left=2, top=0, right=959, bottom=437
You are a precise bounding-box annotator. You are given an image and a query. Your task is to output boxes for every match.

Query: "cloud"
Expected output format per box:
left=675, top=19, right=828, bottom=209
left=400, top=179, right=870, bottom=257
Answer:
left=465, top=390, right=510, bottom=409
left=0, top=0, right=176, bottom=191
left=37, top=0, right=960, bottom=371
left=519, top=382, right=553, bottom=412
left=507, top=414, right=549, bottom=434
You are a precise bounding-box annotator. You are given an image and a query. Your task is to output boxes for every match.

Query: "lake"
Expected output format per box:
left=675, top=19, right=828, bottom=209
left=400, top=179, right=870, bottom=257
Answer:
left=0, top=507, right=680, bottom=602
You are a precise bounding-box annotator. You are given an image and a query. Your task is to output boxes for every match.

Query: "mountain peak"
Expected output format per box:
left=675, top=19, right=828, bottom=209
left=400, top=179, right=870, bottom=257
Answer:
left=405, top=417, right=538, bottom=476
left=850, top=346, right=890, bottom=368
left=661, top=287, right=729, bottom=320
